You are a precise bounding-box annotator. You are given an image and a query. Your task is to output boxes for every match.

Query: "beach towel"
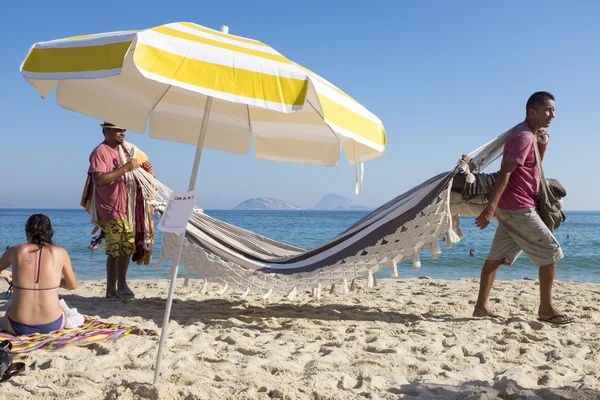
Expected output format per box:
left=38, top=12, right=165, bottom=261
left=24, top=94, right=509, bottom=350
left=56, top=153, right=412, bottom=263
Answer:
left=0, top=318, right=157, bottom=361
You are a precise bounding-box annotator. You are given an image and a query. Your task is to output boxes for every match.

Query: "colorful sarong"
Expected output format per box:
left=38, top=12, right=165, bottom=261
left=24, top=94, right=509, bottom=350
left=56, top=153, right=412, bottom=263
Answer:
left=0, top=318, right=157, bottom=361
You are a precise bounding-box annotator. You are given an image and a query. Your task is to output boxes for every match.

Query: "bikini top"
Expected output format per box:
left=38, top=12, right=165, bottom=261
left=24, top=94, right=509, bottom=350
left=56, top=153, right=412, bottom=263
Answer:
left=7, top=247, right=60, bottom=297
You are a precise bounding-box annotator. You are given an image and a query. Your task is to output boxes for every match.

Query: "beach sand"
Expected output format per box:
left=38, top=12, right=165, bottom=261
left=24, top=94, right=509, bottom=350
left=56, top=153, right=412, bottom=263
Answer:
left=2, top=277, right=600, bottom=399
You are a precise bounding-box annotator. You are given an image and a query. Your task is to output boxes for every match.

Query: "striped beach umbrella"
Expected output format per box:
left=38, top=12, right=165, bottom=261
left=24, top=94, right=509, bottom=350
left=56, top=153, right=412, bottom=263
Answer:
left=20, top=21, right=387, bottom=384
left=20, top=22, right=386, bottom=167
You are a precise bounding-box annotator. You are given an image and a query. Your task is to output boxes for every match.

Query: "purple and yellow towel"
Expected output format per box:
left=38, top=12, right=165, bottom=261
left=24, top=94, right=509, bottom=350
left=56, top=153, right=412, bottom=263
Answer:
left=0, top=318, right=157, bottom=361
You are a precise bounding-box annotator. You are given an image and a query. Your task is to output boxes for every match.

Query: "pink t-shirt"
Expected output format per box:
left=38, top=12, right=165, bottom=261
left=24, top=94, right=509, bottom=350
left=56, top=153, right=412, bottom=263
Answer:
left=88, top=142, right=127, bottom=224
left=497, top=122, right=540, bottom=211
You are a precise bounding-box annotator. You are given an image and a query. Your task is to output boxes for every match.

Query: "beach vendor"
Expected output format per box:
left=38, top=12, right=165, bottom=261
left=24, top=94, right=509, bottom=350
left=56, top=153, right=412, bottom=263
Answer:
left=472, top=92, right=571, bottom=325
left=81, top=122, right=155, bottom=299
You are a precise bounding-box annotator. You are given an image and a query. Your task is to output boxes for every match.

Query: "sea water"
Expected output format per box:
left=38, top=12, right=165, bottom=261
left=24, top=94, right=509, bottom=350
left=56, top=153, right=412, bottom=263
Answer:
left=0, top=209, right=598, bottom=283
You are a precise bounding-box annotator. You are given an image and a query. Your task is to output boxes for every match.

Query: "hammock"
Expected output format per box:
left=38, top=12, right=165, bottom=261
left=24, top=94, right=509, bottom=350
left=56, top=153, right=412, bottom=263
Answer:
left=130, top=130, right=563, bottom=299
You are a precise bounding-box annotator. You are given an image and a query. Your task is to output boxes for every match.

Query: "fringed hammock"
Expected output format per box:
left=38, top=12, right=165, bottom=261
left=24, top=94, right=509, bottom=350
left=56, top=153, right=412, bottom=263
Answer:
left=128, top=130, right=565, bottom=299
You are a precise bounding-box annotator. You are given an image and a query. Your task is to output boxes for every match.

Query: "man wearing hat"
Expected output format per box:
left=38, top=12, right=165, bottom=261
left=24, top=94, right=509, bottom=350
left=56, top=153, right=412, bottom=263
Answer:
left=88, top=122, right=152, bottom=298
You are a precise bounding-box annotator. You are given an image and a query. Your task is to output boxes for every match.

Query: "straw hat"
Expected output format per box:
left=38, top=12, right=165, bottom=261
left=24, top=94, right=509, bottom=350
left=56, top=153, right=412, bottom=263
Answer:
left=100, top=122, right=126, bottom=130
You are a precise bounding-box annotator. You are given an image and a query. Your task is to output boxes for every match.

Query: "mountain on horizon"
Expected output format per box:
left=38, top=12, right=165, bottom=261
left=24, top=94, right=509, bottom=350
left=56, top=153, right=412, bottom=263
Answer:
left=313, top=193, right=372, bottom=210
left=233, top=197, right=300, bottom=210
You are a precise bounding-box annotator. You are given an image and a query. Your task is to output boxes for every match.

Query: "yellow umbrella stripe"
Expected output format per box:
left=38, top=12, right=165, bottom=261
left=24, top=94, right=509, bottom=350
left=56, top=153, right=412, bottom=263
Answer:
left=179, top=22, right=269, bottom=47
left=296, top=63, right=362, bottom=108
left=151, top=26, right=291, bottom=64
left=317, top=93, right=386, bottom=147
left=22, top=41, right=132, bottom=73
left=134, top=43, right=308, bottom=106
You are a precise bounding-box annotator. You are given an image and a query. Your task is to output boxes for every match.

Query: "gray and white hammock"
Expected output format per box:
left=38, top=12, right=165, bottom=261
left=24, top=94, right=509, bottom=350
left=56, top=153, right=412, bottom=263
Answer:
left=130, top=130, right=561, bottom=299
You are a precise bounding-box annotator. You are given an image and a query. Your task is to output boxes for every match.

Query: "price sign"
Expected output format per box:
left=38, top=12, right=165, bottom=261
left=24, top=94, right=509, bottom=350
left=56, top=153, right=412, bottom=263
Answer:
left=157, top=191, right=196, bottom=233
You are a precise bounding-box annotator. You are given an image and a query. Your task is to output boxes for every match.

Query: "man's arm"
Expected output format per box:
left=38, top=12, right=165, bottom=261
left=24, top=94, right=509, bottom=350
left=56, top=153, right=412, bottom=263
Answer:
left=92, top=159, right=139, bottom=187
left=474, top=160, right=518, bottom=229
left=536, top=129, right=549, bottom=161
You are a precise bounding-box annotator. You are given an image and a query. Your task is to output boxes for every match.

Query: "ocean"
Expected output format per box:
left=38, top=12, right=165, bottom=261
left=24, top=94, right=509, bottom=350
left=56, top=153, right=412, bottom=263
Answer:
left=0, top=209, right=598, bottom=283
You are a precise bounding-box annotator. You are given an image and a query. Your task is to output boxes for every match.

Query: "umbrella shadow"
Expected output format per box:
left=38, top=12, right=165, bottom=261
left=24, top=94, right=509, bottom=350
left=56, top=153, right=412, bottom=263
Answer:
left=388, top=379, right=600, bottom=400
left=57, top=294, right=509, bottom=330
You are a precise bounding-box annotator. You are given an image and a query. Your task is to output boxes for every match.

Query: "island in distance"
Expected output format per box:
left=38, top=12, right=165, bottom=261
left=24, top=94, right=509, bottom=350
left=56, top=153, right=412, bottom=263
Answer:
left=233, top=198, right=300, bottom=210
left=232, top=194, right=372, bottom=210
left=313, top=194, right=372, bottom=211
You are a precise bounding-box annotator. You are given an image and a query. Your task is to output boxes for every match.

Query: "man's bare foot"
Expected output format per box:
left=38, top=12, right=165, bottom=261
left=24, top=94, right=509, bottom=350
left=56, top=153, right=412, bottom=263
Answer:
left=473, top=306, right=504, bottom=320
left=106, top=290, right=120, bottom=298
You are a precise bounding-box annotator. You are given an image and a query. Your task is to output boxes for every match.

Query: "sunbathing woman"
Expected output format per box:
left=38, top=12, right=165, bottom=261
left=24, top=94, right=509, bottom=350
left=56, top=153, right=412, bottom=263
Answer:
left=0, top=214, right=77, bottom=335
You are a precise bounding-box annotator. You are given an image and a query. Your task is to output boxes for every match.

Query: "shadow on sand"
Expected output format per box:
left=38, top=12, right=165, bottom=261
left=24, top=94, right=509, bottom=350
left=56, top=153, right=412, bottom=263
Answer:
left=390, top=378, right=600, bottom=400
left=55, top=293, right=513, bottom=330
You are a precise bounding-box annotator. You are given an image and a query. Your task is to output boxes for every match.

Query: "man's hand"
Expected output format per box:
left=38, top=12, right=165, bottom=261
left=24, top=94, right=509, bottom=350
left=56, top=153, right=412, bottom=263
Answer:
left=124, top=159, right=140, bottom=172
left=475, top=205, right=495, bottom=230
left=141, top=161, right=152, bottom=172
left=93, top=158, right=141, bottom=186
left=1, top=270, right=12, bottom=284
left=474, top=163, right=513, bottom=230
left=536, top=129, right=549, bottom=146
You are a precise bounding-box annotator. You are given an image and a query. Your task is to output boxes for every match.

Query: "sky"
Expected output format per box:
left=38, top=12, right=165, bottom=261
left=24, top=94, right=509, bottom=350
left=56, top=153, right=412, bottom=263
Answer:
left=1, top=1, right=598, bottom=210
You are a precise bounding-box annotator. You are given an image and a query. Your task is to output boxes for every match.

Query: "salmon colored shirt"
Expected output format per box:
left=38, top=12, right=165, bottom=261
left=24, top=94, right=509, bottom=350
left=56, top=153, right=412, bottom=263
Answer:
left=497, top=122, right=540, bottom=211
left=88, top=142, right=127, bottom=224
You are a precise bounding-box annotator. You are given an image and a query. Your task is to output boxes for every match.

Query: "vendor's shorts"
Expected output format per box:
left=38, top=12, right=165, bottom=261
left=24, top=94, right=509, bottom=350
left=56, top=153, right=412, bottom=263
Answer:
left=487, top=208, right=563, bottom=267
left=102, top=218, right=135, bottom=258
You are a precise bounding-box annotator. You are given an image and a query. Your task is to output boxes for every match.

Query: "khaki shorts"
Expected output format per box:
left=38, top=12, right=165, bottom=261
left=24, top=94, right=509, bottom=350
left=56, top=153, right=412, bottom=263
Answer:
left=487, top=207, right=563, bottom=267
left=102, top=218, right=135, bottom=258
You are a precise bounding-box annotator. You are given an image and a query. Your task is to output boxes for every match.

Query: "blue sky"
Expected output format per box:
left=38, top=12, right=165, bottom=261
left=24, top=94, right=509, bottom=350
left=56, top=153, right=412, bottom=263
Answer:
left=1, top=1, right=598, bottom=210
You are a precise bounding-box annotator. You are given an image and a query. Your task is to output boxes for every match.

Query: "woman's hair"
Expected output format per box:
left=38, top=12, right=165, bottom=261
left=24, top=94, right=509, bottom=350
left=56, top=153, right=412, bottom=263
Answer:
left=25, top=214, right=54, bottom=247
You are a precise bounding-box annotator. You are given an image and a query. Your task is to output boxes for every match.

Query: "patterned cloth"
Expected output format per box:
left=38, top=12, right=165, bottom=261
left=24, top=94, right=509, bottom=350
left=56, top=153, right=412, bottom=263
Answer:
left=0, top=318, right=157, bottom=361
left=102, top=218, right=135, bottom=257
left=81, top=142, right=155, bottom=264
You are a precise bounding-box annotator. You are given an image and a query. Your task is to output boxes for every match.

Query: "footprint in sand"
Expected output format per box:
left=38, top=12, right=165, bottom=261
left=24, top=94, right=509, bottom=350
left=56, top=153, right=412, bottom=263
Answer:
left=236, top=347, right=262, bottom=356
left=215, top=335, right=237, bottom=345
left=365, top=345, right=397, bottom=354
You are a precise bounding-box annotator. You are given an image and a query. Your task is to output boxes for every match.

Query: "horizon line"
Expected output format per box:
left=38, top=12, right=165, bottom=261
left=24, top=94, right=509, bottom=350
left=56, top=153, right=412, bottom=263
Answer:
left=0, top=207, right=598, bottom=212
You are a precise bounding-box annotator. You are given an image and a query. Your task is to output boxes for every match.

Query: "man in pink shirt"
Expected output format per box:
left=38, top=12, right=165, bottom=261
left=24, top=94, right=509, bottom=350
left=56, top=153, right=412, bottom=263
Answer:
left=473, top=92, right=571, bottom=324
left=88, top=122, right=152, bottom=299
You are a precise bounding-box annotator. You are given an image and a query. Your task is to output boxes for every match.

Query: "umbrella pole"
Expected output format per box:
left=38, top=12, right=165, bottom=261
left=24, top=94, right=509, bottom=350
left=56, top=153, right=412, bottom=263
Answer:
left=153, top=97, right=213, bottom=384
left=153, top=25, right=230, bottom=384
left=153, top=100, right=222, bottom=384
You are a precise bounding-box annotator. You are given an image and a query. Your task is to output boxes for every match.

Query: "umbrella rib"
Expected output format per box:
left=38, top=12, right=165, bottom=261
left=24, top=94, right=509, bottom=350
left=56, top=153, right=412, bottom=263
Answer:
left=246, top=104, right=253, bottom=134
left=306, top=99, right=340, bottom=141
left=147, top=85, right=172, bottom=116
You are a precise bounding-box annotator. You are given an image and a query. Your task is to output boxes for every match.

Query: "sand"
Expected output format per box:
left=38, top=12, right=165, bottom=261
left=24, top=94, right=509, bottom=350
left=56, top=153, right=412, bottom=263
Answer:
left=1, top=277, right=600, bottom=399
